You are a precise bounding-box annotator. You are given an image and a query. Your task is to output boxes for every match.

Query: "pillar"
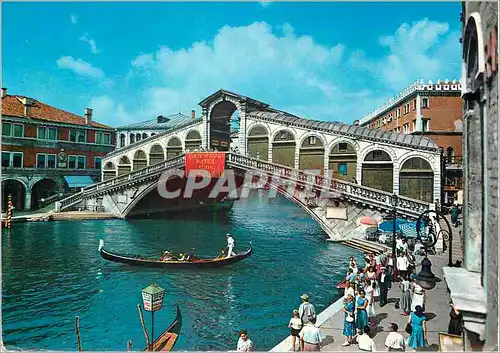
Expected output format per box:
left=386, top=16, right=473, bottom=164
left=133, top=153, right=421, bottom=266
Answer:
left=25, top=191, right=32, bottom=210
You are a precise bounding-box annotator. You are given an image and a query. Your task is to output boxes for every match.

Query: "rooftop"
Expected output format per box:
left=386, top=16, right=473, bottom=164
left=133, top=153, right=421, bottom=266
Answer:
left=1, top=93, right=112, bottom=129
left=116, top=113, right=195, bottom=130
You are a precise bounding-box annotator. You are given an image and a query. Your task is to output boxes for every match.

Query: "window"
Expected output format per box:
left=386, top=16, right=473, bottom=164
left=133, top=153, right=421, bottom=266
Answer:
left=403, top=123, right=410, bottom=134
left=130, top=134, right=135, bottom=144
left=120, top=134, right=126, bottom=147
left=422, top=97, right=429, bottom=108
left=69, top=129, right=86, bottom=143
left=338, top=163, right=347, bottom=176
left=94, top=157, right=102, bottom=169
left=36, top=154, right=56, bottom=168
left=2, top=152, right=23, bottom=168
left=68, top=155, right=85, bottom=169
left=412, top=120, right=416, bottom=131
left=69, top=156, right=77, bottom=169
left=2, top=122, right=23, bottom=137
left=373, top=150, right=382, bottom=158
left=422, top=119, right=429, bottom=132
left=309, top=136, right=317, bottom=145
left=339, top=143, right=347, bottom=151
left=77, top=156, right=85, bottom=169
left=37, top=126, right=57, bottom=140
left=382, top=117, right=387, bottom=125
left=396, top=109, right=401, bottom=118
left=412, top=100, right=416, bottom=110
left=95, top=132, right=112, bottom=145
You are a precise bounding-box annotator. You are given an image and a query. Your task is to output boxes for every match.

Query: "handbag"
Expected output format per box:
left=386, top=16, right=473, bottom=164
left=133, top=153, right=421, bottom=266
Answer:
left=346, top=313, right=354, bottom=322
left=405, top=323, right=412, bottom=334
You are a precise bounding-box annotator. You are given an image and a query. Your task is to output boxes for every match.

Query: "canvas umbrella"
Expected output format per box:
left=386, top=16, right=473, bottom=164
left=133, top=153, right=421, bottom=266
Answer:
left=359, top=216, right=378, bottom=226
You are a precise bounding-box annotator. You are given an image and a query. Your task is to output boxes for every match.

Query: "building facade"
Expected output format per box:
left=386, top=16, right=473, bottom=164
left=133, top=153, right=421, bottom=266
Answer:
left=115, top=111, right=196, bottom=149
left=1, top=88, right=115, bottom=210
left=443, top=2, right=498, bottom=351
left=359, top=81, right=464, bottom=206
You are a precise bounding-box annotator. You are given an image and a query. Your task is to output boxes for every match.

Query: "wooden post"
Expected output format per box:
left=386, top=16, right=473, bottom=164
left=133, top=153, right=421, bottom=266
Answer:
left=75, top=316, right=83, bottom=351
left=6, top=194, right=13, bottom=229
left=127, top=340, right=133, bottom=351
left=137, top=304, right=150, bottom=351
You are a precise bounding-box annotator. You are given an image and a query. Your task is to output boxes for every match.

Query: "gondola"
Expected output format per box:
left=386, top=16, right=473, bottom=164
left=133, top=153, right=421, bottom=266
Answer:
left=98, top=240, right=252, bottom=268
left=147, top=303, right=182, bottom=352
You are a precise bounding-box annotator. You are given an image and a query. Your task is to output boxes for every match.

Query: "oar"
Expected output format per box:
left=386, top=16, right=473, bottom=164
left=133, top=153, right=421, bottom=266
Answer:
left=75, top=316, right=83, bottom=351
left=137, top=304, right=151, bottom=351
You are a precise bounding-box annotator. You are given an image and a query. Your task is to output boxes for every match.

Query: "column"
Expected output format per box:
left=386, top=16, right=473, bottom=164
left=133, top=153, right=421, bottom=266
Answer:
left=237, top=106, right=247, bottom=155
left=25, top=191, right=32, bottom=210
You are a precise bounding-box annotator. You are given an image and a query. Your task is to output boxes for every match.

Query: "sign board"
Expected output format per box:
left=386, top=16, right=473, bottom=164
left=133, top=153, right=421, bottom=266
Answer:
left=326, top=206, right=347, bottom=220
left=142, top=291, right=164, bottom=312
left=185, top=152, right=226, bottom=178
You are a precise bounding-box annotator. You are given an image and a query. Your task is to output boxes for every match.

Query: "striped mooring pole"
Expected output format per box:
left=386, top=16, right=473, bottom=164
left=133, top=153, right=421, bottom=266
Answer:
left=6, top=194, right=13, bottom=229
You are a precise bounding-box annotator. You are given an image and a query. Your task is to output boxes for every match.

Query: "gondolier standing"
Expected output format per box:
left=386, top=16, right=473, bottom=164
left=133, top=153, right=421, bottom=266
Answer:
left=226, top=233, right=236, bottom=258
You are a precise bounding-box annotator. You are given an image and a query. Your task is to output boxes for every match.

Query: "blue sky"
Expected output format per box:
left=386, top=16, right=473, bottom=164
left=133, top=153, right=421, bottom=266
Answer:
left=3, top=2, right=462, bottom=126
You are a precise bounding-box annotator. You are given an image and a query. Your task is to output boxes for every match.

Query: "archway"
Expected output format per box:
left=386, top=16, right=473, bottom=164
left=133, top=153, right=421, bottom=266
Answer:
left=209, top=101, right=238, bottom=151
left=142, top=133, right=148, bottom=140
left=103, top=162, right=116, bottom=181
left=133, top=150, right=147, bottom=170
left=185, top=131, right=202, bottom=151
left=446, top=146, right=454, bottom=163
left=149, top=145, right=165, bottom=165
left=329, top=142, right=357, bottom=182
left=31, top=178, right=59, bottom=209
left=130, top=134, right=135, bottom=144
left=299, top=135, right=324, bottom=173
left=167, top=138, right=183, bottom=159
left=247, top=125, right=269, bottom=160
left=2, top=179, right=26, bottom=211
left=272, top=130, right=296, bottom=167
left=362, top=150, right=393, bottom=192
left=136, top=133, right=141, bottom=142
left=120, top=133, right=126, bottom=148
left=117, top=156, right=132, bottom=176
left=399, top=157, right=434, bottom=202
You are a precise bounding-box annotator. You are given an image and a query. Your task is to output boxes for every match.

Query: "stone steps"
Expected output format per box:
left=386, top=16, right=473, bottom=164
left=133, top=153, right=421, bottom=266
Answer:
left=341, top=238, right=388, bottom=255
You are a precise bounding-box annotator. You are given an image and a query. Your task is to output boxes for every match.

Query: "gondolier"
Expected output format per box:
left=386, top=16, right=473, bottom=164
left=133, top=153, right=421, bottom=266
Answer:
left=226, top=233, right=236, bottom=258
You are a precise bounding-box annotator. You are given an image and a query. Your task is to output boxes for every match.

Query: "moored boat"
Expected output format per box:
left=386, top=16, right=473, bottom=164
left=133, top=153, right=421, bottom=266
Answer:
left=98, top=240, right=252, bottom=268
left=147, top=303, right=182, bottom=351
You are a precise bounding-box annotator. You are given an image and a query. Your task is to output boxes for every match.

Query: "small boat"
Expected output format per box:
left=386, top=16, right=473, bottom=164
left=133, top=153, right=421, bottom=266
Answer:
left=336, top=280, right=349, bottom=289
left=147, top=303, right=182, bottom=351
left=99, top=240, right=252, bottom=268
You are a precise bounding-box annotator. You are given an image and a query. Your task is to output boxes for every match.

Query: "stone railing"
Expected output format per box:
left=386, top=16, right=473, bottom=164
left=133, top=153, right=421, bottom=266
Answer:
left=58, top=152, right=430, bottom=217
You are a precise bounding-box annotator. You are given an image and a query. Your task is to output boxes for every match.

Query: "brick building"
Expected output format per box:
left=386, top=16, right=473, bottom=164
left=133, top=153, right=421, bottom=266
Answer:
left=443, top=2, right=498, bottom=351
left=359, top=80, right=463, bottom=205
left=1, top=88, right=115, bottom=210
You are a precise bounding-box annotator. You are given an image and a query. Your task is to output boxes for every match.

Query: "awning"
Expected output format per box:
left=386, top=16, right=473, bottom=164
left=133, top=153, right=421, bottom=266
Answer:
left=64, top=176, right=94, bottom=188
left=378, top=218, right=408, bottom=232
left=399, top=222, right=418, bottom=238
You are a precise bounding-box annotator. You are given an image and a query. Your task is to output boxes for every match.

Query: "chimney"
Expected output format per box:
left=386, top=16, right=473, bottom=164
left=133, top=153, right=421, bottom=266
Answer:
left=1, top=88, right=7, bottom=98
left=22, top=97, right=34, bottom=116
left=84, top=108, right=93, bottom=125
left=157, top=115, right=169, bottom=123
left=353, top=119, right=360, bottom=126
left=191, top=110, right=196, bottom=119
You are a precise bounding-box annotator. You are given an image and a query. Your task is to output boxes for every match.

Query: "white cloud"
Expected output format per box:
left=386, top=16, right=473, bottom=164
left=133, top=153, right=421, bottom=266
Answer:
left=79, top=34, right=99, bottom=54
left=70, top=14, right=77, bottom=25
left=89, top=95, right=131, bottom=125
left=56, top=56, right=105, bottom=79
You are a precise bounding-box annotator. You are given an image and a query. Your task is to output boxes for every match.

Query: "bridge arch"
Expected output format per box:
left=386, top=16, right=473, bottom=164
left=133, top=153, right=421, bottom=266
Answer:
left=31, top=178, right=59, bottom=209
left=360, top=147, right=394, bottom=193
left=271, top=129, right=297, bottom=167
left=133, top=150, right=148, bottom=170
left=328, top=140, right=358, bottom=182
left=398, top=156, right=434, bottom=203
left=184, top=129, right=203, bottom=151
left=208, top=100, right=240, bottom=151
left=166, top=137, right=183, bottom=159
left=2, top=178, right=27, bottom=210
left=142, top=133, right=148, bottom=140
left=298, top=133, right=325, bottom=173
left=117, top=156, right=132, bottom=176
left=247, top=124, right=270, bottom=160
left=103, top=162, right=117, bottom=181
left=119, top=133, right=126, bottom=148
left=149, top=144, right=166, bottom=165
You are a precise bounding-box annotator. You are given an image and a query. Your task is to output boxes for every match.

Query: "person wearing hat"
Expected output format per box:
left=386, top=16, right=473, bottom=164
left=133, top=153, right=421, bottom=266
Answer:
left=378, top=267, right=390, bottom=307
left=225, top=233, right=236, bottom=258
left=298, top=294, right=316, bottom=325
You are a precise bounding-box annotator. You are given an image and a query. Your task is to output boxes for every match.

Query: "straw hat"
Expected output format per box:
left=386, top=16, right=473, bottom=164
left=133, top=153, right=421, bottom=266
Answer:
left=300, top=294, right=309, bottom=301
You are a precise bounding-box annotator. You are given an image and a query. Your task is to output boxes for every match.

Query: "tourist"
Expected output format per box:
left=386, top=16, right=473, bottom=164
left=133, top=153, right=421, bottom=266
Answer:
left=396, top=252, right=408, bottom=280
left=411, top=283, right=425, bottom=313
left=406, top=251, right=416, bottom=276
left=385, top=323, right=405, bottom=351
left=341, top=294, right=356, bottom=346
left=299, top=317, right=324, bottom=351
left=288, top=309, right=303, bottom=351
left=451, top=203, right=459, bottom=227
left=355, top=290, right=369, bottom=331
left=344, top=282, right=355, bottom=299
left=448, top=303, right=463, bottom=336
left=364, top=278, right=376, bottom=325
left=378, top=267, right=390, bottom=307
left=407, top=305, right=427, bottom=351
left=396, top=236, right=404, bottom=252
left=356, top=325, right=376, bottom=352
left=399, top=275, right=412, bottom=316
left=401, top=239, right=409, bottom=254
left=366, top=266, right=379, bottom=299
left=299, top=294, right=316, bottom=325
left=226, top=233, right=236, bottom=258
left=236, top=329, right=254, bottom=352
left=386, top=253, right=395, bottom=289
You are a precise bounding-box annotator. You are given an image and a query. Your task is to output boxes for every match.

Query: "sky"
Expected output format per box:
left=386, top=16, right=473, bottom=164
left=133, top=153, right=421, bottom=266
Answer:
left=2, top=1, right=463, bottom=127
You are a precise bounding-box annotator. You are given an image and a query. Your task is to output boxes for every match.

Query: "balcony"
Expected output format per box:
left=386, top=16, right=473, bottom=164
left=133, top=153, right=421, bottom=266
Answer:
left=1, top=167, right=101, bottom=178
left=444, top=156, right=463, bottom=170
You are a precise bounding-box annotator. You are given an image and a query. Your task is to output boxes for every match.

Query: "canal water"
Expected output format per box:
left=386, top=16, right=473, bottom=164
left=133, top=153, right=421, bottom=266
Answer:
left=2, top=191, right=364, bottom=351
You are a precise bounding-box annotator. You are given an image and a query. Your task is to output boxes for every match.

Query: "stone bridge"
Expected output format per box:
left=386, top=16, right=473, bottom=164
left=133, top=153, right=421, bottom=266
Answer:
left=56, top=152, right=430, bottom=241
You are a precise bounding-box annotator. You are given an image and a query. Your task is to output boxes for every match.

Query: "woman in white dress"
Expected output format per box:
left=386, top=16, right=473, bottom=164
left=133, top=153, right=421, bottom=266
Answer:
left=411, top=283, right=425, bottom=312
left=364, top=278, right=376, bottom=325
left=366, top=267, right=379, bottom=298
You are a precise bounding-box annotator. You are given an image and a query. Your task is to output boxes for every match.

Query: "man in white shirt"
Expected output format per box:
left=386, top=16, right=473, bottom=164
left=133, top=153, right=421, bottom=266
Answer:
left=356, top=326, right=376, bottom=351
left=397, top=253, right=408, bottom=279
left=226, top=233, right=236, bottom=258
left=385, top=323, right=405, bottom=351
left=236, top=329, right=254, bottom=351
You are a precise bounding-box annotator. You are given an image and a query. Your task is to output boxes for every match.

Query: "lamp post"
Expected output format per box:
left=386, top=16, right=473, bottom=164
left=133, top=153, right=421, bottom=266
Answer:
left=439, top=146, right=445, bottom=206
left=141, top=283, right=166, bottom=351
left=390, top=193, right=399, bottom=259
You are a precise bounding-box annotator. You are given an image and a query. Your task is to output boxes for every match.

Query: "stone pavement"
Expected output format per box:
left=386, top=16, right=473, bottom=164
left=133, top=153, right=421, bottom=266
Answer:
left=318, top=253, right=453, bottom=351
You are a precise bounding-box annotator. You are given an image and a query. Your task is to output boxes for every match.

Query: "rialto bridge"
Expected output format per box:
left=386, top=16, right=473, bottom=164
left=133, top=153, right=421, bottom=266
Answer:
left=56, top=89, right=441, bottom=240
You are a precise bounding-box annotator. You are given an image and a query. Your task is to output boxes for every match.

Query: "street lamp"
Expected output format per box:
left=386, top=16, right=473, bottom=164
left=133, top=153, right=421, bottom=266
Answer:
left=415, top=256, right=438, bottom=290
left=390, top=193, right=399, bottom=259
left=142, top=283, right=166, bottom=351
left=415, top=210, right=442, bottom=290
